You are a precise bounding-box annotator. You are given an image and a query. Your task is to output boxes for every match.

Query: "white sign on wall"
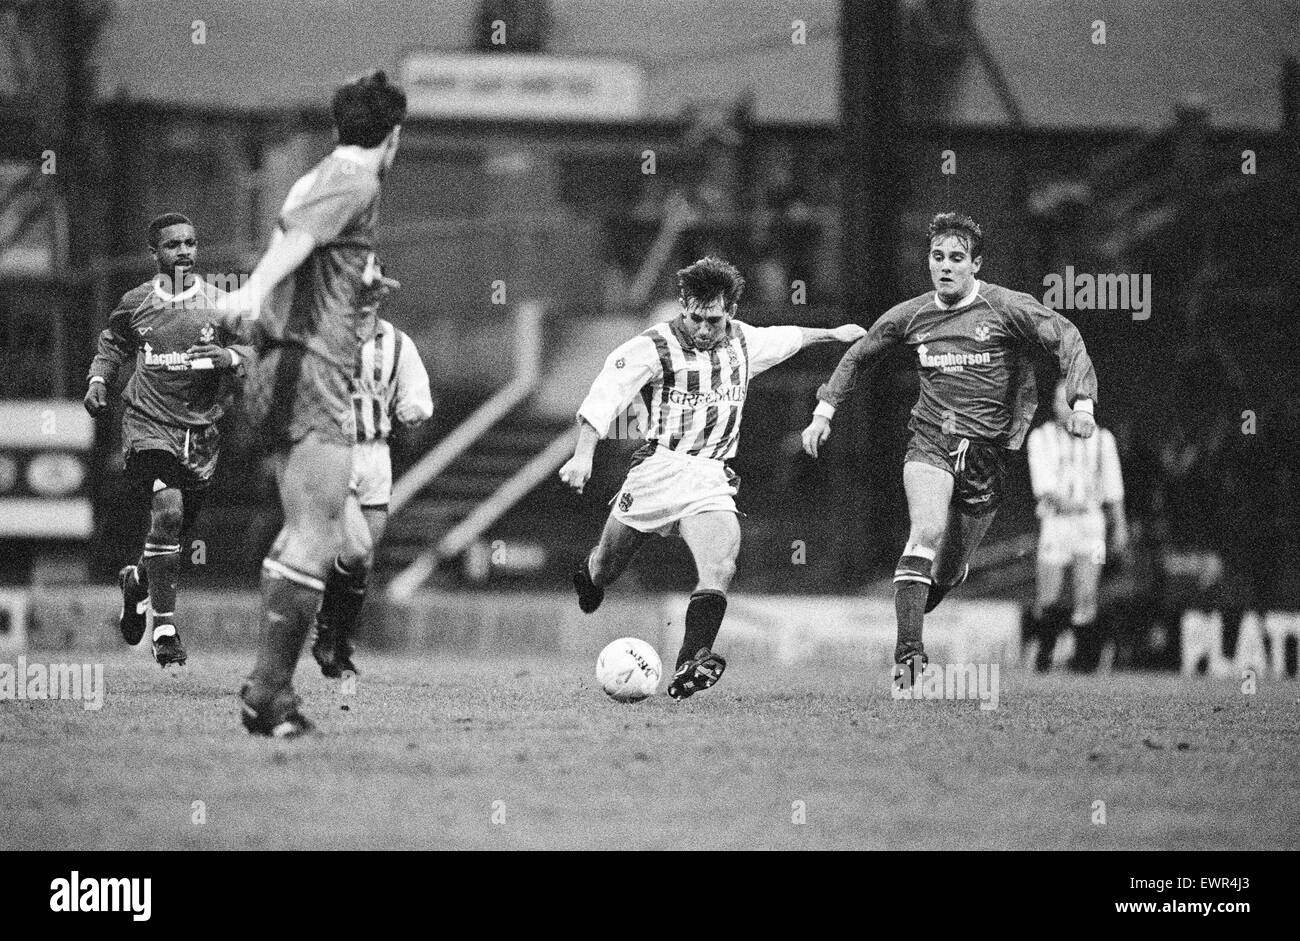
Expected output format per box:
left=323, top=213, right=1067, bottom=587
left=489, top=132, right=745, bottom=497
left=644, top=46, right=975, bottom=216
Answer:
left=399, top=52, right=645, bottom=122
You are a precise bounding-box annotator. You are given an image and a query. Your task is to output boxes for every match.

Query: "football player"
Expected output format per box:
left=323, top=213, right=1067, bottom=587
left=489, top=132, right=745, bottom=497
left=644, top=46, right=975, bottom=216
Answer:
left=85, top=212, right=251, bottom=667
left=559, top=256, right=865, bottom=699
left=801, top=212, right=1099, bottom=685
left=222, top=71, right=406, bottom=736
left=1025, top=378, right=1128, bottom=670
left=311, top=266, right=433, bottom=679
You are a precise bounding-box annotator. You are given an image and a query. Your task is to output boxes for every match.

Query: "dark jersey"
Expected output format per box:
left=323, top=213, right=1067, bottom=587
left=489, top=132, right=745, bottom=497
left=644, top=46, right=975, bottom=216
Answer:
left=817, top=282, right=1097, bottom=448
left=88, top=277, right=252, bottom=428
left=257, top=151, right=383, bottom=370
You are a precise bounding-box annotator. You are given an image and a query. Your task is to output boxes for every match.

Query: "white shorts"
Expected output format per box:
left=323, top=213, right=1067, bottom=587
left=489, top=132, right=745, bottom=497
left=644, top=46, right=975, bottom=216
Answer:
left=611, top=446, right=739, bottom=537
left=1038, top=512, right=1106, bottom=566
left=350, top=439, right=392, bottom=509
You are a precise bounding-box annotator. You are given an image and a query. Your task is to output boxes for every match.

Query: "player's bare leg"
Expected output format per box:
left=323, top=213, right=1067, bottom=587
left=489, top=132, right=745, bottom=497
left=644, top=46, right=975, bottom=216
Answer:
left=927, top=508, right=997, bottom=613
left=313, top=495, right=382, bottom=678
left=894, top=461, right=954, bottom=669
left=667, top=510, right=739, bottom=699
left=574, top=513, right=648, bottom=613
left=242, top=432, right=351, bottom=736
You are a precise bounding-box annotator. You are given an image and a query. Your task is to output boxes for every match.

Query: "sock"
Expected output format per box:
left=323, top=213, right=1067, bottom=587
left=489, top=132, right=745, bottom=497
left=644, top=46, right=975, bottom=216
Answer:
left=248, top=558, right=326, bottom=696
left=142, top=540, right=180, bottom=624
left=1035, top=606, right=1068, bottom=671
left=1069, top=618, right=1101, bottom=673
left=318, top=556, right=369, bottom=642
left=893, top=553, right=933, bottom=662
left=677, top=590, right=728, bottom=667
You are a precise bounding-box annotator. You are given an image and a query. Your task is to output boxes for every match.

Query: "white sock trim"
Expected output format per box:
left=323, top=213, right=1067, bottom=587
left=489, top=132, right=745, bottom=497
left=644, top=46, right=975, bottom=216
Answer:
left=262, top=558, right=326, bottom=592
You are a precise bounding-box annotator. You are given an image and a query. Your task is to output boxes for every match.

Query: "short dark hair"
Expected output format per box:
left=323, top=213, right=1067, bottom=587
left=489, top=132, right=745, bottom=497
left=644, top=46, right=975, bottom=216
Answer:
left=148, top=212, right=194, bottom=248
left=332, top=70, right=407, bottom=148
left=927, top=211, right=983, bottom=260
left=677, top=255, right=746, bottom=310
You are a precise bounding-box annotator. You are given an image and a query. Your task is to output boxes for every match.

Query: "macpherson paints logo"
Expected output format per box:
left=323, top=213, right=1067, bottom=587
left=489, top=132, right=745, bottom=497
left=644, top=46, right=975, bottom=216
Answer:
left=142, top=343, right=193, bottom=371
left=917, top=344, right=992, bottom=373
left=1042, top=266, right=1152, bottom=321
left=892, top=661, right=1000, bottom=710
left=0, top=657, right=104, bottom=710
left=50, top=872, right=151, bottom=922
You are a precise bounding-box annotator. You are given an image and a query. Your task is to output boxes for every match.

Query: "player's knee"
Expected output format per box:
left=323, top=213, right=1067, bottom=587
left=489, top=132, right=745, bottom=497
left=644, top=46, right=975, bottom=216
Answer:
left=708, top=555, right=737, bottom=588
left=150, top=491, right=185, bottom=536
left=906, top=526, right=943, bottom=554
left=338, top=537, right=373, bottom=573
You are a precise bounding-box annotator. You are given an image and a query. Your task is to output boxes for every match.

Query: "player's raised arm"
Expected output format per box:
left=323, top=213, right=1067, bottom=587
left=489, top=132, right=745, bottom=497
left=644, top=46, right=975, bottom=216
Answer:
left=800, top=310, right=905, bottom=458
left=558, top=335, right=659, bottom=494
left=220, top=227, right=317, bottom=324
left=1004, top=294, right=1099, bottom=438
left=84, top=294, right=142, bottom=416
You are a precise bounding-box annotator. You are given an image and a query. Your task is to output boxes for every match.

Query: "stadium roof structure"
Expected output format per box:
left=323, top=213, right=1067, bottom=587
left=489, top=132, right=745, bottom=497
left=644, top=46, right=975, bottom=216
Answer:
left=94, top=0, right=1299, bottom=130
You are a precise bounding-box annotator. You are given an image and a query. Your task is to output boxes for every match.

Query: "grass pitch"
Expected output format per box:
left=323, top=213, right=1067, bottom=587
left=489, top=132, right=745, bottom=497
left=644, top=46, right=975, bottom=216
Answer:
left=1, top=649, right=1296, bottom=850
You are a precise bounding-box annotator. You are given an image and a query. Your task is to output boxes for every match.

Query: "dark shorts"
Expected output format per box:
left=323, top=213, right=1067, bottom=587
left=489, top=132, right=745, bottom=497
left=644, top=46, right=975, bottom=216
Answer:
left=904, top=420, right=1007, bottom=517
left=245, top=343, right=352, bottom=450
left=121, top=407, right=219, bottom=493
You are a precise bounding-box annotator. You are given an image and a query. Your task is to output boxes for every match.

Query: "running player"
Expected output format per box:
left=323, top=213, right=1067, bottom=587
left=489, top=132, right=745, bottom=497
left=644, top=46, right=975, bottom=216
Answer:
left=559, top=256, right=865, bottom=699
left=311, top=267, right=432, bottom=679
left=801, top=212, right=1099, bottom=683
left=1025, top=378, right=1128, bottom=671
left=85, top=213, right=250, bottom=667
left=224, top=71, right=406, bottom=736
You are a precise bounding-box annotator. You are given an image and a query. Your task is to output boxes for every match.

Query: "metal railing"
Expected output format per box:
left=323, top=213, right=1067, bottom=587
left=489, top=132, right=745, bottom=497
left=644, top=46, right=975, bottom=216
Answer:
left=384, top=300, right=543, bottom=599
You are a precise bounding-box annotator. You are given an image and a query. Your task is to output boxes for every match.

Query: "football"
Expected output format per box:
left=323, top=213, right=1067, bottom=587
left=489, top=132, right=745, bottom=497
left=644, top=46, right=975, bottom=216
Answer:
left=595, top=637, right=663, bottom=702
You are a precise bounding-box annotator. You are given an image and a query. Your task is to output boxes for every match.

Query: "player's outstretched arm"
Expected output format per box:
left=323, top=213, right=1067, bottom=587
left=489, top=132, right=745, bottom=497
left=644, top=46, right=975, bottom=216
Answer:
left=795, top=323, right=868, bottom=348
left=221, top=228, right=317, bottom=322
left=800, top=311, right=905, bottom=458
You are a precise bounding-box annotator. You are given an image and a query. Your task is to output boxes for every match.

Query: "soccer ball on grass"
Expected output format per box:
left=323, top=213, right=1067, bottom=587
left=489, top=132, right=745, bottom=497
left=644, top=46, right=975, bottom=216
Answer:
left=596, top=637, right=662, bottom=702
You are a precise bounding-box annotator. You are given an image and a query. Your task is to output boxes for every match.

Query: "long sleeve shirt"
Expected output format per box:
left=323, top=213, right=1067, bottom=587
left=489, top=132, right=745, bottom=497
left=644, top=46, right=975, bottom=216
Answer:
left=88, top=276, right=252, bottom=428
left=815, top=281, right=1097, bottom=449
left=577, top=316, right=804, bottom=461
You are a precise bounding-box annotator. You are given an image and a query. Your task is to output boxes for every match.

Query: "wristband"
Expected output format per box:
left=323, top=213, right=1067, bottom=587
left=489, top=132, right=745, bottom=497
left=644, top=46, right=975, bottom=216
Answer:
left=1071, top=399, right=1094, bottom=415
left=813, top=400, right=836, bottom=421
left=228, top=349, right=241, bottom=367
left=88, top=376, right=106, bottom=386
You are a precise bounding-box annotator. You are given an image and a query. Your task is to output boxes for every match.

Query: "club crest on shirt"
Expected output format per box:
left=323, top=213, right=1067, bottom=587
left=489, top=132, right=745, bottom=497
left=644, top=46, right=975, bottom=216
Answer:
left=615, top=358, right=625, bottom=369
left=618, top=492, right=634, bottom=511
left=974, top=321, right=992, bottom=342
left=199, top=323, right=215, bottom=344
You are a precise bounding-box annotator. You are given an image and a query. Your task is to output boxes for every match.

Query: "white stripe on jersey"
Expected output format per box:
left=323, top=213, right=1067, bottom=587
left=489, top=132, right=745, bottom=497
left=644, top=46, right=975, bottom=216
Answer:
left=352, top=319, right=400, bottom=442
left=1028, top=421, right=1124, bottom=510
left=641, top=322, right=751, bottom=460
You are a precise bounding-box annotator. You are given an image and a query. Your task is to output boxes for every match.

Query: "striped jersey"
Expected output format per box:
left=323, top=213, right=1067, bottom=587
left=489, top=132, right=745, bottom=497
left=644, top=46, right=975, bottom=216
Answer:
left=1027, top=420, right=1124, bottom=513
left=577, top=316, right=803, bottom=461
left=350, top=317, right=433, bottom=443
